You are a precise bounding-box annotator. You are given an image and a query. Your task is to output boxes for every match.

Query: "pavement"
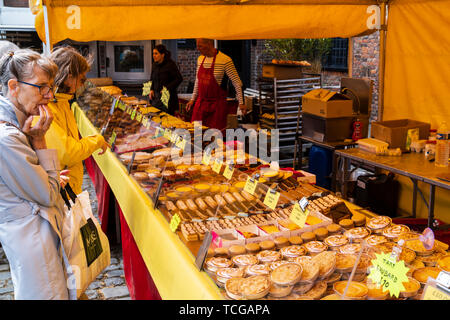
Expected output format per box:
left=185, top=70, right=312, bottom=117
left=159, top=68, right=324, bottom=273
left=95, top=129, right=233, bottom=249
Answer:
left=0, top=171, right=131, bottom=300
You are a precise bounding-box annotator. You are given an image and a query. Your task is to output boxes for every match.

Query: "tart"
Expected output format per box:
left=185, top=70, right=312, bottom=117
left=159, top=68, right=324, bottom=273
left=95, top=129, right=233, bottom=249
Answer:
left=333, top=281, right=368, bottom=300
left=259, top=240, right=276, bottom=251
left=340, top=271, right=367, bottom=282
left=205, top=257, right=232, bottom=272
left=366, top=279, right=389, bottom=300
left=225, top=277, right=244, bottom=300
left=344, top=227, right=371, bottom=242
left=288, top=236, right=303, bottom=245
left=320, top=294, right=341, bottom=300
left=356, top=253, right=374, bottom=273
left=245, top=264, right=271, bottom=276
left=293, top=256, right=312, bottom=265
left=298, top=280, right=328, bottom=300
left=193, top=183, right=211, bottom=193
left=437, top=254, right=450, bottom=272
left=297, top=261, right=320, bottom=284
left=270, top=263, right=303, bottom=286
left=324, top=234, right=349, bottom=250
left=274, top=236, right=289, bottom=249
left=365, top=234, right=388, bottom=247
left=339, top=243, right=362, bottom=255
left=312, top=251, right=336, bottom=279
left=325, top=272, right=342, bottom=285
left=292, top=281, right=314, bottom=295
left=269, top=283, right=293, bottom=298
left=335, top=253, right=358, bottom=273
left=301, top=232, right=316, bottom=243
left=400, top=277, right=421, bottom=298
left=339, top=219, right=354, bottom=230
left=314, top=227, right=329, bottom=241
left=406, top=239, right=436, bottom=256
left=245, top=243, right=261, bottom=254
left=304, top=241, right=328, bottom=255
left=366, top=216, right=392, bottom=233
left=327, top=223, right=342, bottom=234
left=228, top=245, right=246, bottom=257
left=232, top=254, right=258, bottom=267
left=216, top=267, right=245, bottom=285
left=256, top=250, right=282, bottom=264
left=214, top=247, right=229, bottom=258
left=382, top=224, right=410, bottom=240
left=269, top=260, right=291, bottom=271
left=416, top=251, right=445, bottom=267
left=412, top=266, right=441, bottom=285
left=280, top=245, right=307, bottom=259
left=239, top=275, right=271, bottom=300
left=351, top=213, right=366, bottom=227
left=375, top=242, right=416, bottom=264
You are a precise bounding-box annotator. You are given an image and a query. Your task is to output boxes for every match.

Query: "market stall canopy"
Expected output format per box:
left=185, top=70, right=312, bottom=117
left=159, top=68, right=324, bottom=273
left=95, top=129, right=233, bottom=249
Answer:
left=33, top=0, right=379, bottom=44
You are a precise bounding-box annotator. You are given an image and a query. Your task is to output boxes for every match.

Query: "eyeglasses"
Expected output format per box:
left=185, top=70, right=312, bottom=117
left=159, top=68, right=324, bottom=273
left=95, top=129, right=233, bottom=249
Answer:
left=17, top=80, right=54, bottom=96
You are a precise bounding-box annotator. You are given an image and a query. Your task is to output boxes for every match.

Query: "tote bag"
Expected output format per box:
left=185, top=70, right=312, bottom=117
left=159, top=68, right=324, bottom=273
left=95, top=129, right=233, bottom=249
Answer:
left=60, top=185, right=111, bottom=299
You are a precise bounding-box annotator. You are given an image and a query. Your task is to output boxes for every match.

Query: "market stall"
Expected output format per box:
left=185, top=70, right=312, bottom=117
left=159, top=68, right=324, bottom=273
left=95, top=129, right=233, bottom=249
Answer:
left=31, top=0, right=450, bottom=300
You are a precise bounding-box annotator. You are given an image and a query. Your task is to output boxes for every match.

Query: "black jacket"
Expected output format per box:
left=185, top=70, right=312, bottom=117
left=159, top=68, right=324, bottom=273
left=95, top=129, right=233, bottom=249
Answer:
left=150, top=58, right=183, bottom=115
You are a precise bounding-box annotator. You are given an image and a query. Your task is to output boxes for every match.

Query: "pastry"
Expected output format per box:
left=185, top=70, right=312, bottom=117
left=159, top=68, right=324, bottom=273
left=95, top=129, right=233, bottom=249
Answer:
left=382, top=224, right=410, bottom=240
left=205, top=257, right=232, bottom=272
left=324, top=272, right=342, bottom=285
left=327, top=223, right=342, bottom=234
left=366, top=279, right=389, bottom=300
left=301, top=232, right=316, bottom=243
left=239, top=275, right=270, bottom=299
left=339, top=219, right=354, bottom=230
left=314, top=227, right=329, bottom=241
left=375, top=242, right=416, bottom=264
left=344, top=227, right=370, bottom=242
left=259, top=240, right=276, bottom=251
left=356, top=253, right=373, bottom=273
left=335, top=253, right=357, bottom=273
left=270, top=263, right=303, bottom=286
left=280, top=245, right=307, bottom=259
left=245, top=242, right=261, bottom=254
left=351, top=213, right=366, bottom=227
left=312, top=251, right=336, bottom=279
left=225, top=277, right=244, bottom=300
left=406, top=239, right=435, bottom=256
left=366, top=216, right=392, bottom=233
left=269, top=260, right=291, bottom=271
left=288, top=236, right=303, bottom=245
left=416, top=251, right=445, bottom=267
left=256, top=250, right=282, bottom=264
left=339, top=243, right=363, bottom=255
left=304, top=241, right=328, bottom=255
left=324, top=234, right=349, bottom=250
left=274, top=236, right=289, bottom=249
left=365, top=234, right=388, bottom=247
left=228, top=245, right=246, bottom=257
left=268, top=283, right=293, bottom=298
left=412, top=266, right=441, bottom=284
left=297, top=280, right=327, bottom=300
left=333, top=281, right=368, bottom=300
left=293, top=256, right=312, bottom=265
left=292, top=281, right=314, bottom=295
left=437, top=254, right=450, bottom=272
left=245, top=264, right=271, bottom=277
left=232, top=254, right=258, bottom=267
left=320, top=294, right=341, bottom=300
left=215, top=267, right=245, bottom=285
left=400, top=277, right=421, bottom=298
left=341, top=271, right=367, bottom=282
left=297, top=261, right=320, bottom=284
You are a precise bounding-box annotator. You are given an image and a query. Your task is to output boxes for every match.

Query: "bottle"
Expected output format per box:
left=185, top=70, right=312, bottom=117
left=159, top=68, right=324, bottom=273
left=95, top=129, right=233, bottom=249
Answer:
left=435, top=121, right=449, bottom=167
left=352, top=118, right=362, bottom=141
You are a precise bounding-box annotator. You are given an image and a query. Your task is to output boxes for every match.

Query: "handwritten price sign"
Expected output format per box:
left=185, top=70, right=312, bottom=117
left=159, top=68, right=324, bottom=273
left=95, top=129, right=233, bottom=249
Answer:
left=161, top=86, right=170, bottom=108
left=263, top=189, right=280, bottom=210
left=289, top=198, right=309, bottom=229
left=169, top=213, right=181, bottom=232
left=244, top=177, right=258, bottom=195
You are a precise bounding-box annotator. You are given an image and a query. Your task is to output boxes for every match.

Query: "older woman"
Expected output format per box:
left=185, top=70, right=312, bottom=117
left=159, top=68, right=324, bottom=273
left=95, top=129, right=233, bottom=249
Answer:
left=45, top=46, right=109, bottom=195
left=0, top=49, right=75, bottom=299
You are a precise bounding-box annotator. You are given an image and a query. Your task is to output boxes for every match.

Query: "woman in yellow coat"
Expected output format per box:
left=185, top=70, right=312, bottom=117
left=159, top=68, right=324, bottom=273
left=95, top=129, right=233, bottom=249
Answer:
left=46, top=46, right=109, bottom=194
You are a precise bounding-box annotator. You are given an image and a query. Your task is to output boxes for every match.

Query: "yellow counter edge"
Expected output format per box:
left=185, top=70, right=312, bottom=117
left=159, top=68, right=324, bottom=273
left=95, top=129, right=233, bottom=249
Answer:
left=73, top=103, right=222, bottom=300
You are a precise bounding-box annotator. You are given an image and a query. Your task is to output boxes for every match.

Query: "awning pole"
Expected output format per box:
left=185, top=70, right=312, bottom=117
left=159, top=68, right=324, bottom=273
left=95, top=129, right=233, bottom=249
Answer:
left=378, top=0, right=388, bottom=121
left=43, top=4, right=52, bottom=55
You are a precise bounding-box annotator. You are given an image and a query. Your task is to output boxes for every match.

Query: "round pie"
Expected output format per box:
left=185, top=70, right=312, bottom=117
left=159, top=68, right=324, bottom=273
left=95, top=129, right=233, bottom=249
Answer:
left=297, top=260, right=320, bottom=283
left=256, top=250, right=282, bottom=263
left=293, top=256, right=312, bottom=265
left=239, top=275, right=270, bottom=299
left=206, top=257, right=232, bottom=272
left=356, top=253, right=373, bottom=273
left=324, top=234, right=349, bottom=250
left=245, top=264, right=271, bottom=276
left=366, top=279, right=389, bottom=300
left=333, top=281, right=368, bottom=300
left=297, top=280, right=328, bottom=300
left=335, top=253, right=358, bottom=273
left=325, top=272, right=342, bottom=285
left=271, top=263, right=303, bottom=286
left=437, top=254, right=450, bottom=272
left=400, top=277, right=421, bottom=298
left=304, top=241, right=328, bottom=255
left=321, top=294, right=341, bottom=300
left=365, top=234, right=388, bottom=246
left=412, top=266, right=441, bottom=284
left=339, top=243, right=362, bottom=255
left=216, top=267, right=245, bottom=285
left=344, top=227, right=371, bottom=242
left=269, top=260, right=291, bottom=271
left=224, top=277, right=244, bottom=300
left=405, top=239, right=435, bottom=256
left=292, top=281, right=314, bottom=295
left=366, top=216, right=392, bottom=232
left=375, top=242, right=416, bottom=264
left=382, top=224, right=410, bottom=240
left=232, top=254, right=259, bottom=267
left=312, top=251, right=336, bottom=279
left=280, top=245, right=307, bottom=259
left=416, top=251, right=445, bottom=267
left=268, top=283, right=293, bottom=298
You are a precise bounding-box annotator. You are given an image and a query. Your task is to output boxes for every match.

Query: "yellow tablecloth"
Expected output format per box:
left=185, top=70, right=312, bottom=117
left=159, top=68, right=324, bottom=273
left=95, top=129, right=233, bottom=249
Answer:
left=73, top=102, right=222, bottom=299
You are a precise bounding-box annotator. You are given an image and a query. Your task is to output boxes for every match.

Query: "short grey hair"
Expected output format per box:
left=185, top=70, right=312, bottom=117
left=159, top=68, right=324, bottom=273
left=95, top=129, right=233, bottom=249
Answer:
left=0, top=41, right=19, bottom=57
left=0, top=49, right=57, bottom=95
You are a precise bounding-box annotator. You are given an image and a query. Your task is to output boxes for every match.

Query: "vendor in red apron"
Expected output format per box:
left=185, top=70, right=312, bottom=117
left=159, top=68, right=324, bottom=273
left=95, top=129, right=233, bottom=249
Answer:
left=186, top=39, right=246, bottom=134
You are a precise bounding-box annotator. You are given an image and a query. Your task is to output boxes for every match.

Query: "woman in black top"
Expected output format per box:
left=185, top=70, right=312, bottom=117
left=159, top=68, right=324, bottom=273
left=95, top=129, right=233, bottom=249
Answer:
left=150, top=44, right=183, bottom=115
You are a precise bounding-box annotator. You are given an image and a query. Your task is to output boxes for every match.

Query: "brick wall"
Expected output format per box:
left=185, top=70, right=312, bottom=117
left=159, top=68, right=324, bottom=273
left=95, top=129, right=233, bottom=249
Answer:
left=177, top=48, right=198, bottom=94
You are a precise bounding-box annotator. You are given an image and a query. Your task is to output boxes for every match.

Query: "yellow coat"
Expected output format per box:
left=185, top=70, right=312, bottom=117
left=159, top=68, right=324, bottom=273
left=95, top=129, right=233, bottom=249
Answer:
left=45, top=93, right=105, bottom=194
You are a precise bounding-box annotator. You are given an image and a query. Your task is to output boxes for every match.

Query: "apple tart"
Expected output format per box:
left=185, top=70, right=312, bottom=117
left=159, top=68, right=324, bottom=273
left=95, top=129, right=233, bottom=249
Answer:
left=335, top=253, right=358, bottom=273
left=437, top=254, right=450, bottom=272
left=271, top=263, right=303, bottom=286
left=312, top=251, right=336, bottom=279
left=232, top=254, right=259, bottom=267
left=239, top=275, right=271, bottom=300
left=256, top=250, right=282, bottom=264
left=344, top=227, right=371, bottom=242
left=280, top=245, right=307, bottom=259
left=366, top=216, right=392, bottom=233
left=206, top=257, right=232, bottom=273
left=245, top=264, right=271, bottom=277
left=333, top=281, right=368, bottom=300
left=324, top=234, right=349, bottom=250
left=304, top=241, right=328, bottom=255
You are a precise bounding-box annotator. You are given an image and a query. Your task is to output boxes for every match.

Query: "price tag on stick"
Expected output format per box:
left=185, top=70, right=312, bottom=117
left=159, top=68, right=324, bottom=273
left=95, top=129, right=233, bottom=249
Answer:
left=263, top=188, right=280, bottom=210
left=212, top=158, right=222, bottom=174
left=161, top=86, right=170, bottom=108
left=169, top=214, right=181, bottom=232
left=244, top=174, right=259, bottom=195
left=289, top=197, right=310, bottom=228
left=202, top=151, right=212, bottom=166
left=223, top=164, right=234, bottom=180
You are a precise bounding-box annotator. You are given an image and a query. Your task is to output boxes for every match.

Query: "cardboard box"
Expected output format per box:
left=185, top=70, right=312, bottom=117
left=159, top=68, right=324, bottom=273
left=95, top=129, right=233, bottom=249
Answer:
left=302, top=89, right=354, bottom=118
left=302, top=112, right=354, bottom=142
left=371, top=119, right=431, bottom=151
left=262, top=63, right=302, bottom=80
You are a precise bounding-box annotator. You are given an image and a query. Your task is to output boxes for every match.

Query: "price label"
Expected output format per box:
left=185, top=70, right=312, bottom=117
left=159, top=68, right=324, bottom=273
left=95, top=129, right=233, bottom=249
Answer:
left=422, top=285, right=450, bottom=300
left=176, top=137, right=186, bottom=150
left=118, top=102, right=126, bottom=111
left=223, top=164, right=234, bottom=180
left=171, top=132, right=178, bottom=143
left=161, top=86, right=170, bottom=108
left=367, top=252, right=410, bottom=298
left=263, top=189, right=280, bottom=210
left=142, top=81, right=152, bottom=96
left=244, top=177, right=258, bottom=195
left=131, top=109, right=136, bottom=120
left=164, top=129, right=172, bottom=140
left=155, top=127, right=163, bottom=137
left=202, top=151, right=212, bottom=166
left=169, top=213, right=181, bottom=232
left=142, top=116, right=148, bottom=127
left=108, top=130, right=117, bottom=146
left=135, top=112, right=143, bottom=123
left=289, top=200, right=310, bottom=229
left=212, top=158, right=222, bottom=174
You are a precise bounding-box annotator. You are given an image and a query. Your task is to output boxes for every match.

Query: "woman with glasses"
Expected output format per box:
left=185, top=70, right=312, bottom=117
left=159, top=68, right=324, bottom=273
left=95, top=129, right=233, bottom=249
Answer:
left=0, top=49, right=75, bottom=299
left=45, top=46, right=110, bottom=195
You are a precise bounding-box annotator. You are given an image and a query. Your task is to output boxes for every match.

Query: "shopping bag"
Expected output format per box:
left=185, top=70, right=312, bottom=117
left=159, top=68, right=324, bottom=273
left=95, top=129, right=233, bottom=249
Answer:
left=61, top=185, right=111, bottom=298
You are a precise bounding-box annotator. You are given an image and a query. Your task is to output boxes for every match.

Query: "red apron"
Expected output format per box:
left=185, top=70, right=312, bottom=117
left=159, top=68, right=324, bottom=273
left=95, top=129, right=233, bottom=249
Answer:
left=191, top=51, right=228, bottom=133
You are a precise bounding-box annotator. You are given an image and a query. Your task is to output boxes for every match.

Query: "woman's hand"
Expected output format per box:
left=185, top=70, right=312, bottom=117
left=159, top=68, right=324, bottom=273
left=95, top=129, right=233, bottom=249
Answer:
left=59, top=170, right=70, bottom=188
left=186, top=100, right=195, bottom=112
left=22, top=105, right=53, bottom=150
left=150, top=90, right=155, bottom=100
left=98, top=139, right=111, bottom=155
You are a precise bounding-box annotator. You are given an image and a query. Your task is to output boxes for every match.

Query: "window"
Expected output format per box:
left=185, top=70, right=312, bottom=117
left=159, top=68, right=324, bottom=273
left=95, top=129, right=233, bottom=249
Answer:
left=323, top=38, right=348, bottom=71
left=177, top=39, right=196, bottom=49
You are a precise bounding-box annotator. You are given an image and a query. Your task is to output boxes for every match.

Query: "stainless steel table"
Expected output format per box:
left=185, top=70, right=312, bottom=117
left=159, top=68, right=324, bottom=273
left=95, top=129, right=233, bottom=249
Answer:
left=334, top=148, right=450, bottom=228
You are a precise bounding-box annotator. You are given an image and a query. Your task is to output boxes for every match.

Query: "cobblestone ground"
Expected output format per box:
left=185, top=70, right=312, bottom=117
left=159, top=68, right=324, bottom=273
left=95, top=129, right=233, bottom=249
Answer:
left=0, top=171, right=131, bottom=300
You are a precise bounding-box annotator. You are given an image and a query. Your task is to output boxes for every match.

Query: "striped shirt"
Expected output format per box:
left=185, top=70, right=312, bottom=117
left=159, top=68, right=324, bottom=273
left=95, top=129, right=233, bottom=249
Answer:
left=191, top=51, right=244, bottom=105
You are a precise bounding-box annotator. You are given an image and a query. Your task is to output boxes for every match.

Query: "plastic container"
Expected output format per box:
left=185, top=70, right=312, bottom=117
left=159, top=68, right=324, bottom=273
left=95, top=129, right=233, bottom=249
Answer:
left=308, top=145, right=332, bottom=189
left=435, top=121, right=449, bottom=167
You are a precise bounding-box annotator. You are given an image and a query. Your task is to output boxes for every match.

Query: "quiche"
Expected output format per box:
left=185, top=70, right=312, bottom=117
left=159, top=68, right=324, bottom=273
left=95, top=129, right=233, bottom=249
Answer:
left=335, top=253, right=358, bottom=273
left=312, top=251, right=336, bottom=279
left=333, top=281, right=368, bottom=300
left=412, top=266, right=441, bottom=284
left=270, top=263, right=303, bottom=286
left=437, top=254, right=450, bottom=272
